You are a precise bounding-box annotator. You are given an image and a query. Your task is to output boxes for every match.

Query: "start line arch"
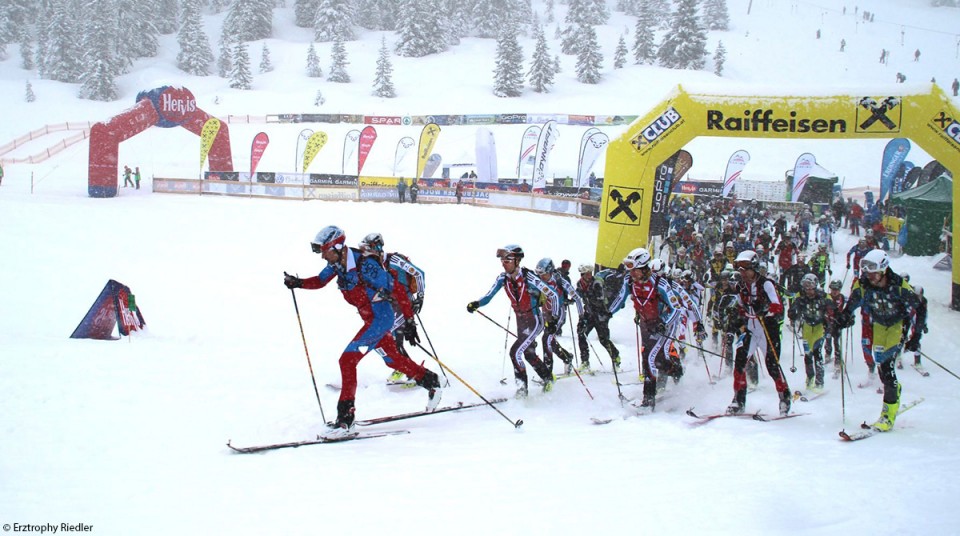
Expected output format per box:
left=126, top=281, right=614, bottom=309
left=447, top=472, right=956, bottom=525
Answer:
left=87, top=86, right=233, bottom=197
left=599, top=85, right=960, bottom=310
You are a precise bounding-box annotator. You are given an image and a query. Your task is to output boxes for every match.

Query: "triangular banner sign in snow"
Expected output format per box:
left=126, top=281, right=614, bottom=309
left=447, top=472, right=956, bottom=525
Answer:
left=70, top=280, right=146, bottom=340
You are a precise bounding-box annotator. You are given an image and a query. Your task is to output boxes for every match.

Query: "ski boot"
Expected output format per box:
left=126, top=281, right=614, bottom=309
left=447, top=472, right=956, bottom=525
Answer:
left=872, top=384, right=902, bottom=431
left=726, top=390, right=746, bottom=415
left=387, top=369, right=405, bottom=383
left=324, top=399, right=357, bottom=439
left=611, top=355, right=622, bottom=371
left=578, top=360, right=592, bottom=374
left=542, top=373, right=557, bottom=393
left=514, top=377, right=529, bottom=399
left=417, top=370, right=443, bottom=412
left=778, top=390, right=792, bottom=417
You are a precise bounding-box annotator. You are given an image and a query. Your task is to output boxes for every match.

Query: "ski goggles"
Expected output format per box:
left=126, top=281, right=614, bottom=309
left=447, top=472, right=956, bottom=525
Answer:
left=311, top=241, right=343, bottom=254
left=859, top=258, right=883, bottom=274
left=622, top=259, right=650, bottom=271
left=735, top=261, right=754, bottom=271
left=496, top=248, right=519, bottom=261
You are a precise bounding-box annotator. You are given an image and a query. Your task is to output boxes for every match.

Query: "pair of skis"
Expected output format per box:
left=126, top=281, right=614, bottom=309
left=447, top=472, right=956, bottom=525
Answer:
left=227, top=398, right=507, bottom=454
left=685, top=408, right=808, bottom=426
left=838, top=398, right=924, bottom=442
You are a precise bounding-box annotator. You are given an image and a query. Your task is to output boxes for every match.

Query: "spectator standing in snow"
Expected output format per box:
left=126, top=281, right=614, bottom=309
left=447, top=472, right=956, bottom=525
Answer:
left=409, top=180, right=418, bottom=203
left=134, top=166, right=142, bottom=190
left=914, top=49, right=921, bottom=62
left=952, top=78, right=959, bottom=96
left=122, top=165, right=134, bottom=188
left=840, top=39, right=846, bottom=52
left=397, top=177, right=407, bottom=203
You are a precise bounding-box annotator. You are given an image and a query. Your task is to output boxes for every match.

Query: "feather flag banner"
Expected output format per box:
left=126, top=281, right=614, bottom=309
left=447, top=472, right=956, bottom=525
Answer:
left=721, top=150, right=750, bottom=198
left=417, top=123, right=441, bottom=179
left=199, top=118, right=221, bottom=169
left=301, top=131, right=328, bottom=173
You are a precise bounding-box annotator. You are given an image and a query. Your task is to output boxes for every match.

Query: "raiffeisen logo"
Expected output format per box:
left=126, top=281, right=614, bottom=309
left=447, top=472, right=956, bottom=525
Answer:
left=931, top=111, right=960, bottom=147
left=706, top=109, right=847, bottom=134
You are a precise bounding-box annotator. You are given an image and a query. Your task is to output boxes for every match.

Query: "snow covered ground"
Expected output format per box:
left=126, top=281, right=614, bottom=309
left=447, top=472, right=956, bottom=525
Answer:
left=2, top=0, right=960, bottom=534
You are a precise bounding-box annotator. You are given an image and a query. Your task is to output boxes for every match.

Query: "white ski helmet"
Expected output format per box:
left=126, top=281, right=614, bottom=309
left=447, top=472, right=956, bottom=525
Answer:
left=860, top=249, right=889, bottom=274
left=650, top=258, right=667, bottom=274
left=624, top=248, right=652, bottom=270
left=734, top=250, right=760, bottom=271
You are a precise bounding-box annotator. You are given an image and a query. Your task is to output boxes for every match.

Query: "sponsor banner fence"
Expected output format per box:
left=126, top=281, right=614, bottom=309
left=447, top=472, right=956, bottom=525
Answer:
left=156, top=174, right=598, bottom=218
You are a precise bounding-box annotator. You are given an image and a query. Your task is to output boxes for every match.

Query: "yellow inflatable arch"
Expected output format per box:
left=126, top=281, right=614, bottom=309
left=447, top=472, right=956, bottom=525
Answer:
left=599, top=85, right=960, bottom=310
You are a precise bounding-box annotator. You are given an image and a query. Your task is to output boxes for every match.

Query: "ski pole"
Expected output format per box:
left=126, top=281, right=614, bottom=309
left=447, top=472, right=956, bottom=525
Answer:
left=414, top=342, right=523, bottom=428
left=919, top=351, right=960, bottom=381
left=790, top=323, right=801, bottom=373
left=757, top=314, right=790, bottom=383
left=289, top=286, right=326, bottom=424
left=500, top=308, right=512, bottom=385
left=475, top=309, right=517, bottom=337
left=415, top=313, right=450, bottom=388
left=636, top=323, right=643, bottom=382
left=566, top=304, right=580, bottom=369
left=662, top=333, right=728, bottom=360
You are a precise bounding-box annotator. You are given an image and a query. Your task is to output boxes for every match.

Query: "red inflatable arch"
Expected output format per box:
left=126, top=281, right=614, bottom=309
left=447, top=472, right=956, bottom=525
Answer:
left=87, top=86, right=233, bottom=197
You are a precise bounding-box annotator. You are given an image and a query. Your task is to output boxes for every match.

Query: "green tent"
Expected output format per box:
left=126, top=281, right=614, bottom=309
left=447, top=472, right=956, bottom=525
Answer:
left=890, top=175, right=952, bottom=256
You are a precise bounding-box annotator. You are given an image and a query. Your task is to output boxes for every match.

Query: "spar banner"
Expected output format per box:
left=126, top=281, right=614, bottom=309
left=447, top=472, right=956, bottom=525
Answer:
left=302, top=131, right=328, bottom=173
left=70, top=280, right=146, bottom=340
left=342, top=129, right=361, bottom=175
left=577, top=130, right=609, bottom=187
left=199, top=117, right=221, bottom=169
left=358, top=126, right=378, bottom=174
left=532, top=120, right=559, bottom=190
left=648, top=150, right=682, bottom=237
left=789, top=153, right=816, bottom=202
left=721, top=149, right=750, bottom=197
left=879, top=138, right=910, bottom=203
left=516, top=125, right=541, bottom=179
left=475, top=127, right=497, bottom=183
left=294, top=128, right=313, bottom=172
left=417, top=123, right=441, bottom=179
left=393, top=135, right=414, bottom=176
left=250, top=132, right=269, bottom=175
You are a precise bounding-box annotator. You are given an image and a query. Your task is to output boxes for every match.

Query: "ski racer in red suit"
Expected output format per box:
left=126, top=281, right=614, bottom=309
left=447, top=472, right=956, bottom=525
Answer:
left=608, top=247, right=680, bottom=410
left=283, top=226, right=441, bottom=437
left=728, top=250, right=792, bottom=416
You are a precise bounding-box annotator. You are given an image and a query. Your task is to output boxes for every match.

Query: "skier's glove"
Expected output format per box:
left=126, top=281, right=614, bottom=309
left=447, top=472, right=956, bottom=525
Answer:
left=651, top=319, right=666, bottom=334
left=404, top=318, right=420, bottom=345
left=904, top=336, right=919, bottom=353
left=545, top=319, right=558, bottom=335
left=837, top=310, right=855, bottom=329
left=922, top=325, right=928, bottom=334
left=466, top=301, right=480, bottom=313
left=412, top=297, right=423, bottom=314
left=283, top=272, right=303, bottom=289
left=694, top=322, right=706, bottom=343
